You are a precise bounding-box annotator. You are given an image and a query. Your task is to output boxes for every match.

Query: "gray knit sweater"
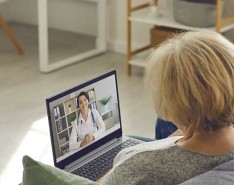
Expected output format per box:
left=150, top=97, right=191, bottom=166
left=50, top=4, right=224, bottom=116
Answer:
left=100, top=136, right=234, bottom=185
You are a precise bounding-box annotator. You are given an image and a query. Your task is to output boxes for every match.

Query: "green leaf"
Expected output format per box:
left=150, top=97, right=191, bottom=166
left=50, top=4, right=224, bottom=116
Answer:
left=98, top=96, right=112, bottom=105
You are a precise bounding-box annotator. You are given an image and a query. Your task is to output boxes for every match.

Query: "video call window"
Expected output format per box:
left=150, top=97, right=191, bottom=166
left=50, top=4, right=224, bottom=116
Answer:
left=48, top=75, right=121, bottom=161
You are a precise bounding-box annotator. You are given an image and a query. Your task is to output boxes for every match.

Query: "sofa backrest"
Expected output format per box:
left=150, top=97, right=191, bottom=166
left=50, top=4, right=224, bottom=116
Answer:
left=179, top=159, right=234, bottom=185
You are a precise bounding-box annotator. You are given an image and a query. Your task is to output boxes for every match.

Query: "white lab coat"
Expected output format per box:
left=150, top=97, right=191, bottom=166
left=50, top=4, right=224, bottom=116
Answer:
left=69, top=109, right=105, bottom=151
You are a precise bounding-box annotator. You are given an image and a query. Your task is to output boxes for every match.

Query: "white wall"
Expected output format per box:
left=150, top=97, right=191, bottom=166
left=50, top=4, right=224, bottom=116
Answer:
left=1, top=0, right=97, bottom=36
left=47, top=0, right=97, bottom=36
left=1, top=0, right=234, bottom=54
left=0, top=1, right=11, bottom=21
left=0, top=0, right=151, bottom=54
left=106, top=0, right=151, bottom=53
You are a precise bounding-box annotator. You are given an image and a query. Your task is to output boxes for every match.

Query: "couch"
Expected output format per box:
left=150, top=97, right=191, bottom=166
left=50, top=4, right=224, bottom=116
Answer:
left=22, top=155, right=234, bottom=185
left=180, top=159, right=234, bottom=185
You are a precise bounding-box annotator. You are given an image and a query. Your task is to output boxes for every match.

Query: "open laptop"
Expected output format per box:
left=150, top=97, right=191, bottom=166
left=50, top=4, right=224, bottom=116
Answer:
left=46, top=70, right=142, bottom=181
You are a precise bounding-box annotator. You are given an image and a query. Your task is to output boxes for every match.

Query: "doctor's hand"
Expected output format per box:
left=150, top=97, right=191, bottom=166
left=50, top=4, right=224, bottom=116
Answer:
left=80, top=134, right=95, bottom=147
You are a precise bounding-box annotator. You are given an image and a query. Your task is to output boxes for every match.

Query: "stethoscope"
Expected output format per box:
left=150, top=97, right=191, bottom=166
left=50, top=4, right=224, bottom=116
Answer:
left=77, top=110, right=97, bottom=127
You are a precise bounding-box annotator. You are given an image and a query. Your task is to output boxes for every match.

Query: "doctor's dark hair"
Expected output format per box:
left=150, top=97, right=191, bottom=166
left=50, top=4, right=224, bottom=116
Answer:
left=77, top=91, right=89, bottom=106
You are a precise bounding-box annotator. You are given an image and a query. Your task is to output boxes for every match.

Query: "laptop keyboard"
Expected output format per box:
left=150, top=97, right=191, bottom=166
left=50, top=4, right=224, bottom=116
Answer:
left=71, top=139, right=140, bottom=181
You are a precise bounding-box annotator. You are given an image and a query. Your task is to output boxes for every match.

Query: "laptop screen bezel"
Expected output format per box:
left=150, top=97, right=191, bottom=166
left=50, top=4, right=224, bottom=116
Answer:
left=46, top=70, right=123, bottom=169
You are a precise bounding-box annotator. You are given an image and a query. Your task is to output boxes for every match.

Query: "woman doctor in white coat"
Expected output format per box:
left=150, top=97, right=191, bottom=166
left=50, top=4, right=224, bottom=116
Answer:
left=69, top=91, right=105, bottom=151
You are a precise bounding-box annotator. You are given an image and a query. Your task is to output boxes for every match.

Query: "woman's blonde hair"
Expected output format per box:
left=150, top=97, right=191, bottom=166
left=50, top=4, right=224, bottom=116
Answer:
left=146, top=31, right=234, bottom=132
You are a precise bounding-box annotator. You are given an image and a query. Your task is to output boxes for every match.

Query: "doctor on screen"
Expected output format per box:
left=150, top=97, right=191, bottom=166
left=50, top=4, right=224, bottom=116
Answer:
left=69, top=91, right=105, bottom=151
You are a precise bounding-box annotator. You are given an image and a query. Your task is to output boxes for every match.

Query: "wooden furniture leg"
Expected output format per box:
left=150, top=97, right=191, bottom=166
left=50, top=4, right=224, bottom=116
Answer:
left=0, top=15, right=24, bottom=54
left=127, top=0, right=132, bottom=76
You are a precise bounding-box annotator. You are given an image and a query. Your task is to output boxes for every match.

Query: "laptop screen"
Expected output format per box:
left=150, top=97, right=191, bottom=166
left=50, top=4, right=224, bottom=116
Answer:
left=46, top=70, right=122, bottom=168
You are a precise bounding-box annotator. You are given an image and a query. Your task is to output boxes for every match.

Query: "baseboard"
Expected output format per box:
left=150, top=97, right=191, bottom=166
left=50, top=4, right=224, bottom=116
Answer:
left=107, top=40, right=126, bottom=54
left=107, top=40, right=147, bottom=54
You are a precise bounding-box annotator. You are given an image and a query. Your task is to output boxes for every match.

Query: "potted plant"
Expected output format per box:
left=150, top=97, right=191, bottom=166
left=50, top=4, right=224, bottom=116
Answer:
left=98, top=96, right=112, bottom=112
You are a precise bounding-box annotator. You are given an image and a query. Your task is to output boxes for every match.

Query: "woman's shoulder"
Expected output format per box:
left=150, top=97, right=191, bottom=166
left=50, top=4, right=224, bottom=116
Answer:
left=102, top=145, right=183, bottom=185
left=114, top=137, right=182, bottom=165
left=125, top=136, right=183, bottom=153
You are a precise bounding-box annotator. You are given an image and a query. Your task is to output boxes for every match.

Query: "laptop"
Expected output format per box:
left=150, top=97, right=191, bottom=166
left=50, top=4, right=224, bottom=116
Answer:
left=46, top=70, right=142, bottom=181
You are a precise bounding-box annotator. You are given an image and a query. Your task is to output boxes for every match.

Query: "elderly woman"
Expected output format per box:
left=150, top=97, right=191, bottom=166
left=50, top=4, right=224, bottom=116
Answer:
left=101, top=31, right=234, bottom=185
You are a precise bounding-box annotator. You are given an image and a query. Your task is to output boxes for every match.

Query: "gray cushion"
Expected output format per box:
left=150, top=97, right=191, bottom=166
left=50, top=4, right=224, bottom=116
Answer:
left=180, top=160, right=234, bottom=185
